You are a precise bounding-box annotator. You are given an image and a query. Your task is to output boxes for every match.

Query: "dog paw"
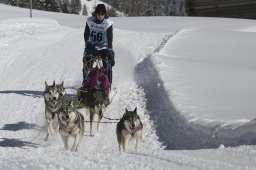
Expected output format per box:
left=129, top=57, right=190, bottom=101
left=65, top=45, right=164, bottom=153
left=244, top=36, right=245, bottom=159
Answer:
left=48, top=130, right=55, bottom=136
left=71, top=147, right=77, bottom=152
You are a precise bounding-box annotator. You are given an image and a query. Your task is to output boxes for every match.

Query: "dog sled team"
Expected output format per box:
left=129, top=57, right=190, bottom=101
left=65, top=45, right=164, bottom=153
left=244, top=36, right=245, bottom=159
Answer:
left=43, top=4, right=143, bottom=152
left=44, top=81, right=143, bottom=152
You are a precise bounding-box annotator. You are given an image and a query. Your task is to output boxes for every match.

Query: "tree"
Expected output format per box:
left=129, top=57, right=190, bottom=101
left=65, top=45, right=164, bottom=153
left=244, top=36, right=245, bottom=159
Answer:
left=43, top=0, right=60, bottom=12
left=32, top=0, right=60, bottom=12
left=69, top=0, right=82, bottom=14
left=8, top=0, right=17, bottom=6
left=101, top=0, right=187, bottom=16
left=0, top=0, right=8, bottom=4
left=59, top=0, right=69, bottom=13
left=107, top=6, right=118, bottom=17
left=62, top=2, right=69, bottom=13
left=18, top=0, right=30, bottom=8
left=82, top=4, right=88, bottom=15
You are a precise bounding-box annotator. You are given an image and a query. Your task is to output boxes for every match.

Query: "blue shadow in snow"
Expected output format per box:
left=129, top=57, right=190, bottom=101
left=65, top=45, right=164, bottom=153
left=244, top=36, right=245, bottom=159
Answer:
left=0, top=90, right=77, bottom=99
left=0, top=138, right=38, bottom=148
left=0, top=90, right=43, bottom=98
left=0, top=121, right=39, bottom=131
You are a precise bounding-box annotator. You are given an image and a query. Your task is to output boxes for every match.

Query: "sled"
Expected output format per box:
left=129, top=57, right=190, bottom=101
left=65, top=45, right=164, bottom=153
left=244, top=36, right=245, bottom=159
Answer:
left=77, top=51, right=111, bottom=108
left=77, top=87, right=109, bottom=108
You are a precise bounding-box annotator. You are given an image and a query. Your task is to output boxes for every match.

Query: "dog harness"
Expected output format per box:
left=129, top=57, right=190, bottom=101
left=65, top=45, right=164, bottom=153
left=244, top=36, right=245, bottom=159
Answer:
left=130, top=125, right=143, bottom=136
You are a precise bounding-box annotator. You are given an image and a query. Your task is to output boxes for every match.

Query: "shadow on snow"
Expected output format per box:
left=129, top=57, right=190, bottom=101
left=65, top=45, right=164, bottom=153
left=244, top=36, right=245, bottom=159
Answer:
left=0, top=138, right=38, bottom=148
left=0, top=121, right=40, bottom=131
left=0, top=90, right=43, bottom=98
left=0, top=90, right=77, bottom=99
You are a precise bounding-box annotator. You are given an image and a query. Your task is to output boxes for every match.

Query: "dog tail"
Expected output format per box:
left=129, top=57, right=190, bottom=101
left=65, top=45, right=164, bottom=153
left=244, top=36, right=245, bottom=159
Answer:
left=116, top=122, right=122, bottom=145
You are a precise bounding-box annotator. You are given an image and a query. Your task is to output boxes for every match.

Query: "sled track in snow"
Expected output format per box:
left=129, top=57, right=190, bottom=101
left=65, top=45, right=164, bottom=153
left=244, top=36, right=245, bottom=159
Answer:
left=135, top=30, right=256, bottom=150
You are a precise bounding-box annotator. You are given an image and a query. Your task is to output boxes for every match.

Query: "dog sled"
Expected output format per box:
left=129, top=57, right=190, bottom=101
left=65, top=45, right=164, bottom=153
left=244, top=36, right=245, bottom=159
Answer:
left=77, top=86, right=110, bottom=109
left=77, top=50, right=111, bottom=108
left=75, top=47, right=114, bottom=136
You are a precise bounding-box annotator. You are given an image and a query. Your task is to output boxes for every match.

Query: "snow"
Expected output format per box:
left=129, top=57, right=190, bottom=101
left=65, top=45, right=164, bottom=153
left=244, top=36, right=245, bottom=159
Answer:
left=1, top=3, right=256, bottom=170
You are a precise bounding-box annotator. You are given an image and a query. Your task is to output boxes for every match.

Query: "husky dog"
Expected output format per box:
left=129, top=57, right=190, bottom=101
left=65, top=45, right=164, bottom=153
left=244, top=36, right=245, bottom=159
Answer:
left=56, top=81, right=66, bottom=97
left=87, top=89, right=109, bottom=136
left=88, top=104, right=106, bottom=137
left=116, top=107, right=143, bottom=151
left=44, top=81, right=65, bottom=141
left=58, top=101, right=84, bottom=152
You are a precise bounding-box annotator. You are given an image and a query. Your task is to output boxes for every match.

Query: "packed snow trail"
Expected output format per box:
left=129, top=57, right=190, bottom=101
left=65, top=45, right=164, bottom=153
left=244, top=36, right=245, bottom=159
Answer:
left=0, top=18, right=164, bottom=167
left=1, top=4, right=256, bottom=169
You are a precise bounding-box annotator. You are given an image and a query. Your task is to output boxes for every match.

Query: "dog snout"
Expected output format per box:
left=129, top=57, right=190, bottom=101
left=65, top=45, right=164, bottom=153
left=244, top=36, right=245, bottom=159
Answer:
left=53, top=97, right=57, bottom=101
left=132, top=123, right=135, bottom=128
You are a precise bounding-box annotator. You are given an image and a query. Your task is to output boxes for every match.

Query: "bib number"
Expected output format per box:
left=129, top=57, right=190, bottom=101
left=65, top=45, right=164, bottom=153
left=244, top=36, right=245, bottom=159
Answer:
left=91, top=31, right=103, bottom=42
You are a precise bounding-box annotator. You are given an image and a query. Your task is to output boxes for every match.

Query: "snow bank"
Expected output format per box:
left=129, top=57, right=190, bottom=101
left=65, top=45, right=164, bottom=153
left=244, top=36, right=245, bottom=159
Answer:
left=135, top=24, right=256, bottom=149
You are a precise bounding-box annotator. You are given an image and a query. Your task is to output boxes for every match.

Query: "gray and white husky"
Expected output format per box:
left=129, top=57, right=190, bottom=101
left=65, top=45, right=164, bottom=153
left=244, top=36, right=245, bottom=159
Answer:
left=44, top=81, right=65, bottom=141
left=88, top=104, right=107, bottom=137
left=116, top=107, right=143, bottom=151
left=56, top=82, right=66, bottom=97
left=58, top=101, right=84, bottom=152
left=88, top=90, right=109, bottom=136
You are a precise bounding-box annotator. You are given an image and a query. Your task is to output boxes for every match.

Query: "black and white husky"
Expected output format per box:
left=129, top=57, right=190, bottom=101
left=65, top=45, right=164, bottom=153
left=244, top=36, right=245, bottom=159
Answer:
left=44, top=81, right=65, bottom=141
left=116, top=108, right=143, bottom=151
left=58, top=101, right=84, bottom=152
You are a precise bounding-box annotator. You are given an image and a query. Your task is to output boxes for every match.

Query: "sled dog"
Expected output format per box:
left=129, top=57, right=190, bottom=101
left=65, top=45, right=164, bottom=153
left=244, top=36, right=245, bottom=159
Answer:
left=56, top=81, right=66, bottom=97
left=44, top=81, right=65, bottom=141
left=58, top=101, right=84, bottom=152
left=87, top=89, right=109, bottom=136
left=88, top=102, right=108, bottom=136
left=116, top=107, right=143, bottom=151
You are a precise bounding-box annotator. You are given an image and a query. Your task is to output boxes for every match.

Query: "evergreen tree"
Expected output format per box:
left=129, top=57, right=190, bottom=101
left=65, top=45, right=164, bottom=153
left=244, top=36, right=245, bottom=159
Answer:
left=62, top=2, right=69, bottom=13
left=59, top=0, right=69, bottom=13
left=69, top=0, right=82, bottom=14
left=51, top=0, right=60, bottom=12
left=82, top=4, right=88, bottom=16
left=101, top=0, right=187, bottom=16
left=18, top=0, right=30, bottom=8
left=107, top=7, right=117, bottom=17
left=8, top=0, right=17, bottom=6
left=35, top=0, right=59, bottom=12
left=0, top=0, right=8, bottom=4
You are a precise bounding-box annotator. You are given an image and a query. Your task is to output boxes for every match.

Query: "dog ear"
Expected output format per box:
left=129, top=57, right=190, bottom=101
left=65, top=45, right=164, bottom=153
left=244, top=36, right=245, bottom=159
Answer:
left=70, top=100, right=74, bottom=108
left=123, top=108, right=128, bottom=117
left=45, top=81, right=48, bottom=89
left=134, top=107, right=137, bottom=113
left=61, top=81, right=64, bottom=86
left=53, top=81, right=56, bottom=87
